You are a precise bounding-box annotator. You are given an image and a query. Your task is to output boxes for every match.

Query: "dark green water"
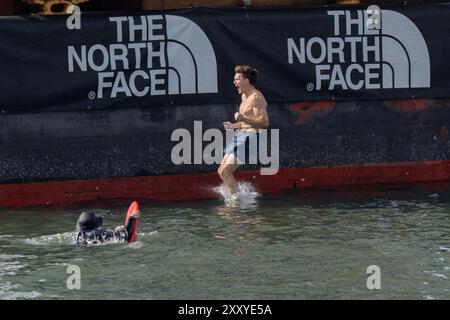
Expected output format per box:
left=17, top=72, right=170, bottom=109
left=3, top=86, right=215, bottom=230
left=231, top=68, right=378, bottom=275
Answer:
left=1, top=186, right=450, bottom=299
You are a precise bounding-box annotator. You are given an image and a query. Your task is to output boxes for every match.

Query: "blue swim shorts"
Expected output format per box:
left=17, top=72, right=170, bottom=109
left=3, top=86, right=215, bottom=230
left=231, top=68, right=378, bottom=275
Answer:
left=224, top=130, right=259, bottom=164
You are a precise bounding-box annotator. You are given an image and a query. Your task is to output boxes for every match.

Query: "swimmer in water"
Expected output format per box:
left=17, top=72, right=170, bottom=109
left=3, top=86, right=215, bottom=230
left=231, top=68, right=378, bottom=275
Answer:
left=75, top=201, right=140, bottom=245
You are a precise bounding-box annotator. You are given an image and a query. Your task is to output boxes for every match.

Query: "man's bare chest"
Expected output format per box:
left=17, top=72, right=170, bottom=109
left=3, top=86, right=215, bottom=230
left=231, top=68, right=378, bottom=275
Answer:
left=239, top=102, right=254, bottom=116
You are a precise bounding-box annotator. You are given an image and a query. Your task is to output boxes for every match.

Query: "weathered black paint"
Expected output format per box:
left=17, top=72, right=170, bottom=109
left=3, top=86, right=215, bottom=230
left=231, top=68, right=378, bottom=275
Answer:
left=1, top=99, right=449, bottom=184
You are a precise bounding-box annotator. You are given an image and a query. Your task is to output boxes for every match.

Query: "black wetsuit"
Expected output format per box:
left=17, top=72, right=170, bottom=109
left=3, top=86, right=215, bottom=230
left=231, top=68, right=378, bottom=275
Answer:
left=75, top=217, right=137, bottom=246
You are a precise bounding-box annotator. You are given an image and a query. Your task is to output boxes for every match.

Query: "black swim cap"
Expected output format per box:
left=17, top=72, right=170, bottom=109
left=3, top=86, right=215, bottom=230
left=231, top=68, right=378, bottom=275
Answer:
left=76, top=211, right=103, bottom=232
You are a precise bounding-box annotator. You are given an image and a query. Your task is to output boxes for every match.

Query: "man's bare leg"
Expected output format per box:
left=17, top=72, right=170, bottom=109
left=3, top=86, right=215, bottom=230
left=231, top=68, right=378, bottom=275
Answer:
left=218, top=154, right=241, bottom=196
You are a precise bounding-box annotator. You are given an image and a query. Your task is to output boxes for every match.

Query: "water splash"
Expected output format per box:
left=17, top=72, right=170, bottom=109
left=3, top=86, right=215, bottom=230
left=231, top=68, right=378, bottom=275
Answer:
left=127, top=241, right=143, bottom=249
left=213, top=182, right=260, bottom=208
left=0, top=254, right=41, bottom=300
left=428, top=193, right=439, bottom=198
left=0, top=290, right=42, bottom=300
left=138, top=231, right=159, bottom=237
left=24, top=232, right=74, bottom=246
left=72, top=233, right=126, bottom=247
left=23, top=229, right=158, bottom=247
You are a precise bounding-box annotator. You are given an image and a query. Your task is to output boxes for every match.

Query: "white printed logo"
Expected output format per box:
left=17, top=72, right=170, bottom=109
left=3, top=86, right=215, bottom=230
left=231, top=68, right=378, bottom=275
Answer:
left=378, top=10, right=430, bottom=89
left=66, top=265, right=81, bottom=290
left=68, top=15, right=218, bottom=99
left=66, top=5, right=81, bottom=30
left=287, top=8, right=430, bottom=91
left=171, top=121, right=279, bottom=175
left=165, top=16, right=218, bottom=94
left=366, top=265, right=381, bottom=290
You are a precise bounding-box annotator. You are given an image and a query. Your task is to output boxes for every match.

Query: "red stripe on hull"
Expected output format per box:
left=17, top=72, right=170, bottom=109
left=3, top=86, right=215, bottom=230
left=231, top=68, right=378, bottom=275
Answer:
left=1, top=160, right=450, bottom=208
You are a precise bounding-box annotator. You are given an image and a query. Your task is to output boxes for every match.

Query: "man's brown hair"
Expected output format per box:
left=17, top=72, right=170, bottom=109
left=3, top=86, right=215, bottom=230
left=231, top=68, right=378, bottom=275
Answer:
left=235, top=65, right=258, bottom=86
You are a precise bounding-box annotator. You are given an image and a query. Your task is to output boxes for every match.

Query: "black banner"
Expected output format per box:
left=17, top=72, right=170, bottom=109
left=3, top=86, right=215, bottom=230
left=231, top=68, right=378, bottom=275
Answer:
left=1, top=4, right=450, bottom=113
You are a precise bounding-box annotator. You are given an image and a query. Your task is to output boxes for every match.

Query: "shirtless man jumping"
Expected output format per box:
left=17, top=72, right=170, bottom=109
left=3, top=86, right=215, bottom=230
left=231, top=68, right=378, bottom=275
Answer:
left=218, top=65, right=269, bottom=198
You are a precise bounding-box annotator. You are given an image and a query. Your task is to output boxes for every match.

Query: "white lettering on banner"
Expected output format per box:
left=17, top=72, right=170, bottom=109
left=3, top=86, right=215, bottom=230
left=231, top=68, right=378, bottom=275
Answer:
left=171, top=121, right=279, bottom=175
left=287, top=7, right=430, bottom=91
left=67, top=15, right=218, bottom=99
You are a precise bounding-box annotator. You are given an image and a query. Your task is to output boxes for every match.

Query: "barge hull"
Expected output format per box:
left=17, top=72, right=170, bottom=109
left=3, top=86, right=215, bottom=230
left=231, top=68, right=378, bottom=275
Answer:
left=2, top=160, right=450, bottom=207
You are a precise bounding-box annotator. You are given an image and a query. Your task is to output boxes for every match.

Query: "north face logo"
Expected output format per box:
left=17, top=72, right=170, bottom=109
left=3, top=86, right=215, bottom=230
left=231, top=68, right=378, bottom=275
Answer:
left=287, top=8, right=431, bottom=91
left=67, top=15, right=218, bottom=99
left=165, top=15, right=218, bottom=94
left=379, top=10, right=430, bottom=88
